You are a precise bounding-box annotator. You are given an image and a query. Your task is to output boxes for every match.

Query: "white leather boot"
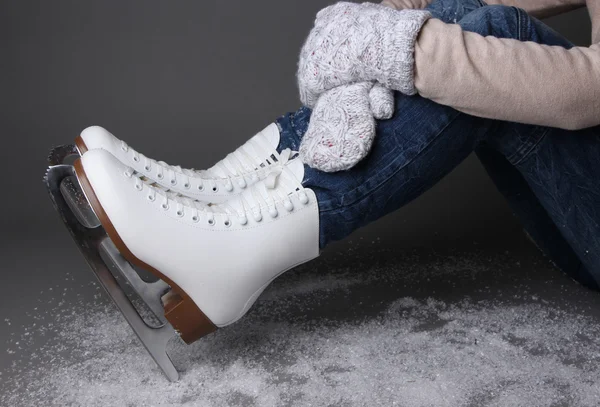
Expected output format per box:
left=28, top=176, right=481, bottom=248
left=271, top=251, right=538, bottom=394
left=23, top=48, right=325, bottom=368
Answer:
left=74, top=147, right=320, bottom=343
left=76, top=123, right=283, bottom=203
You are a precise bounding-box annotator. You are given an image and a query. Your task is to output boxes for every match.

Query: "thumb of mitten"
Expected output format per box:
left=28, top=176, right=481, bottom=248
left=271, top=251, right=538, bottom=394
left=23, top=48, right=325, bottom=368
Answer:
left=299, top=82, right=376, bottom=172
left=369, top=83, right=394, bottom=120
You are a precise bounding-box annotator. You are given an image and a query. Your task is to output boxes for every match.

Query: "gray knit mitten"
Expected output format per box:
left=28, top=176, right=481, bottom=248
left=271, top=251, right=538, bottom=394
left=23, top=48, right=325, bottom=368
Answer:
left=296, top=2, right=431, bottom=172
left=297, top=2, right=432, bottom=107
left=299, top=82, right=393, bottom=172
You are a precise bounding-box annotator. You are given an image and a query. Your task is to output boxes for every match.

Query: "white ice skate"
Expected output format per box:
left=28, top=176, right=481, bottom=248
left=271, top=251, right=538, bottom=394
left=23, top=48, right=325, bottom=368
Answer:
left=74, top=144, right=319, bottom=347
left=75, top=123, right=284, bottom=202
left=45, top=124, right=319, bottom=381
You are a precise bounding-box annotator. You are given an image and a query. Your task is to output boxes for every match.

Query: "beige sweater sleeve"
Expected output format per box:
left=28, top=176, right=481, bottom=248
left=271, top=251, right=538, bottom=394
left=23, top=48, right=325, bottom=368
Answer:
left=414, top=10, right=600, bottom=130
left=382, top=0, right=600, bottom=130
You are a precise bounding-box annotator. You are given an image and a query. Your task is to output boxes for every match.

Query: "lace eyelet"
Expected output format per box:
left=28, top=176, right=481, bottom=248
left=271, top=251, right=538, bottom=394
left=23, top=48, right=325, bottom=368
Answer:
left=161, top=203, right=169, bottom=210
left=192, top=215, right=199, bottom=223
left=212, top=185, right=219, bottom=192
left=157, top=173, right=164, bottom=180
left=144, top=165, right=151, bottom=171
left=224, top=220, right=231, bottom=227
left=170, top=179, right=177, bottom=186
left=299, top=192, right=309, bottom=205
left=148, top=195, right=155, bottom=201
left=198, top=185, right=204, bottom=191
left=176, top=210, right=184, bottom=217
left=133, top=156, right=139, bottom=162
left=135, top=184, right=143, bottom=191
left=184, top=183, right=190, bottom=189
left=124, top=171, right=132, bottom=178
left=207, top=218, right=215, bottom=226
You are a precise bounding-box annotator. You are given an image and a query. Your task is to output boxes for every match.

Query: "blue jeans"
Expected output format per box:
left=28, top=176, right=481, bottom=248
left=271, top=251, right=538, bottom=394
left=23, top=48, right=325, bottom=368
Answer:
left=276, top=0, right=600, bottom=290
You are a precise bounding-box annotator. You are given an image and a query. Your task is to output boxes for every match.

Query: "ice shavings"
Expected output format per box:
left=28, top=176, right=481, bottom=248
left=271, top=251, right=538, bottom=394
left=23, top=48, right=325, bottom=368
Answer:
left=2, top=247, right=600, bottom=406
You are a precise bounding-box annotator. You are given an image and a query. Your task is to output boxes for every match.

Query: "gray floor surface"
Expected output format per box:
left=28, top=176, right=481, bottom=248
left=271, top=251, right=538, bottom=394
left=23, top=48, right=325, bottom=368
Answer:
left=2, top=233, right=600, bottom=406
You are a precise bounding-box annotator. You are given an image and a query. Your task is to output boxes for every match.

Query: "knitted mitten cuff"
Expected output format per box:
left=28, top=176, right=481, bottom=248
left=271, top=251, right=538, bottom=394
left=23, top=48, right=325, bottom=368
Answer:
left=377, top=8, right=432, bottom=95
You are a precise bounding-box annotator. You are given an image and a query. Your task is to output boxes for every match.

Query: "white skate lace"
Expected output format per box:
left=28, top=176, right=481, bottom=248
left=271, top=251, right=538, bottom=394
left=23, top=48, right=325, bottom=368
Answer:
left=124, top=149, right=309, bottom=227
left=120, top=133, right=280, bottom=192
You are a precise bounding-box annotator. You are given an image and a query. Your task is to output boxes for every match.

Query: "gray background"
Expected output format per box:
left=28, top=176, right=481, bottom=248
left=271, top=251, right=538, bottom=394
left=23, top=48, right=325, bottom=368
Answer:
left=0, top=0, right=591, bottom=315
left=0, top=1, right=594, bottom=402
left=0, top=0, right=591, bottom=248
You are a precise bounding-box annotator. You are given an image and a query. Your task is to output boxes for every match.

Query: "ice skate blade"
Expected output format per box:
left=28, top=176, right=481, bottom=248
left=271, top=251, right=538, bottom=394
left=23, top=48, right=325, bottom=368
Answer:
left=99, top=239, right=170, bottom=326
left=73, top=157, right=218, bottom=344
left=48, top=145, right=170, bottom=321
left=47, top=143, right=79, bottom=166
left=44, top=146, right=182, bottom=382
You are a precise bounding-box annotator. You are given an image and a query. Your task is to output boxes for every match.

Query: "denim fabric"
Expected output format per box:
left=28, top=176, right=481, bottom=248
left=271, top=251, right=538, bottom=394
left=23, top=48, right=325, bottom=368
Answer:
left=276, top=0, right=600, bottom=289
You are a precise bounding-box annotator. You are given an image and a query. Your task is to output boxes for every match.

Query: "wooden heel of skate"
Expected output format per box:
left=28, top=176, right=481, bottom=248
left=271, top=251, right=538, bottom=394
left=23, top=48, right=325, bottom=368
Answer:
left=73, top=158, right=218, bottom=344
left=162, top=290, right=216, bottom=344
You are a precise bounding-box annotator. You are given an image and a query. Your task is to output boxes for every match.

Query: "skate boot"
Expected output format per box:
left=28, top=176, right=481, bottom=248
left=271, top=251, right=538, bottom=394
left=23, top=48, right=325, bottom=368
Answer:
left=75, top=123, right=283, bottom=202
left=73, top=146, right=320, bottom=343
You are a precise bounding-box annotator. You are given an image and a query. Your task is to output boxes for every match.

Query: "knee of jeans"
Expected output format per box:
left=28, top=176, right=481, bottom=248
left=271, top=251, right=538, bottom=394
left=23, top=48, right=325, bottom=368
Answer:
left=424, top=0, right=486, bottom=23
left=458, top=5, right=521, bottom=39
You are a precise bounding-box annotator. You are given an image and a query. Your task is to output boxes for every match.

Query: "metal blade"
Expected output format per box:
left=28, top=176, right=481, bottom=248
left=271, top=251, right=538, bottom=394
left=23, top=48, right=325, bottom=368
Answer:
left=100, top=239, right=170, bottom=325
left=44, top=152, right=180, bottom=382
left=47, top=143, right=79, bottom=166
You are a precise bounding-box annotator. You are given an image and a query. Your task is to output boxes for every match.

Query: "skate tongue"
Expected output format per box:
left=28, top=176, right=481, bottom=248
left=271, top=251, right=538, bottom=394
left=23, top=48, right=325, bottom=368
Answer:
left=205, top=123, right=281, bottom=178
left=261, top=122, right=281, bottom=147
left=263, top=148, right=305, bottom=186
left=222, top=149, right=305, bottom=216
left=282, top=153, right=305, bottom=183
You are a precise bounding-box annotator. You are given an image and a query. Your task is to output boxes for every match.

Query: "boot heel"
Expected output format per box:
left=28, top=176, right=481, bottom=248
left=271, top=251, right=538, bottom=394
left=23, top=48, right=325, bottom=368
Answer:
left=162, top=290, right=217, bottom=344
left=74, top=158, right=217, bottom=345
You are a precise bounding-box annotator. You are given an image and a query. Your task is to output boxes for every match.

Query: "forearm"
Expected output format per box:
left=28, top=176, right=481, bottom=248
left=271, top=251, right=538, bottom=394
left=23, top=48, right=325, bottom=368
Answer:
left=414, top=18, right=600, bottom=130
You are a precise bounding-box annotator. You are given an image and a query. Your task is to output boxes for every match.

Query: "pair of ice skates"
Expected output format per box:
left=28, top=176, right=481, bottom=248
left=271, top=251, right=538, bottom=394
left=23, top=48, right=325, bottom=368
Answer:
left=44, top=123, right=320, bottom=381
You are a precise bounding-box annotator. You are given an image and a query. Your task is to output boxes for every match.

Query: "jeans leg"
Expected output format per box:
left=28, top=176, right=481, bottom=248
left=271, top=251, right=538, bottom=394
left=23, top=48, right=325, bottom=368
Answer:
left=476, top=145, right=600, bottom=289
left=425, top=0, right=487, bottom=23
left=458, top=6, right=600, bottom=289
left=503, top=126, right=600, bottom=289
left=276, top=5, right=600, bottom=289
left=277, top=96, right=494, bottom=248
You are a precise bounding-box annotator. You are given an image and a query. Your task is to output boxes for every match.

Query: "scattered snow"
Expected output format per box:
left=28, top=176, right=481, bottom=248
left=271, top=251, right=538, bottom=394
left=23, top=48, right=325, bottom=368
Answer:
left=2, top=247, right=600, bottom=406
